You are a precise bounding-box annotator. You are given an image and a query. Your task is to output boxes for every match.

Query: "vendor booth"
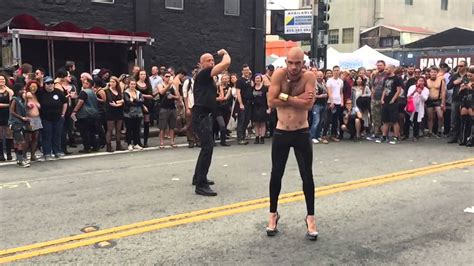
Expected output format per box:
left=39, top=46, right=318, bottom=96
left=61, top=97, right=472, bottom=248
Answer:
left=327, top=45, right=400, bottom=70
left=0, top=14, right=154, bottom=76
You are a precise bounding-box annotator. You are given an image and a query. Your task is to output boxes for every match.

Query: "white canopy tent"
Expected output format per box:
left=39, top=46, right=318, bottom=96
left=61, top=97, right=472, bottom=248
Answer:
left=327, top=45, right=400, bottom=70
left=271, top=54, right=310, bottom=68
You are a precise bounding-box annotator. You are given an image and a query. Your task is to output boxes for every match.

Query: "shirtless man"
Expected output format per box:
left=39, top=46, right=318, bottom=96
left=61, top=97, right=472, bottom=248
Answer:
left=262, top=64, right=274, bottom=87
left=426, top=67, right=446, bottom=137
left=266, top=47, right=318, bottom=241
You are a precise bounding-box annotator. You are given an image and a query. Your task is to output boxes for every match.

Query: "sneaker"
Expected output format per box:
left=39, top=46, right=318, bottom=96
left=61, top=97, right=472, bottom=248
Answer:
left=238, top=140, right=249, bottom=145
left=133, top=144, right=143, bottom=151
left=312, top=138, right=319, bottom=144
left=389, top=137, right=399, bottom=145
left=375, top=137, right=388, bottom=143
left=128, top=144, right=134, bottom=151
left=18, top=160, right=30, bottom=168
left=43, top=155, right=54, bottom=161
left=55, top=153, right=65, bottom=159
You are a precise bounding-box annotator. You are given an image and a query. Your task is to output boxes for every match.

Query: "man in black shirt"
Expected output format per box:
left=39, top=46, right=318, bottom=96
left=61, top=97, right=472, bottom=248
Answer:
left=402, top=66, right=419, bottom=138
left=192, top=49, right=231, bottom=196
left=447, top=60, right=468, bottom=143
left=36, top=76, right=67, bottom=160
left=236, top=64, right=253, bottom=144
left=377, top=65, right=403, bottom=144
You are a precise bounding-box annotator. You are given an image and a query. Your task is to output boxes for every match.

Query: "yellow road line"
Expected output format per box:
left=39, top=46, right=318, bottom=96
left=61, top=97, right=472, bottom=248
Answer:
left=1, top=158, right=472, bottom=263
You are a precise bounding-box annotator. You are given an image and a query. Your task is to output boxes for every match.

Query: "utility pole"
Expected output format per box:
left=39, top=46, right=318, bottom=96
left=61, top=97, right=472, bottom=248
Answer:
left=310, top=0, right=319, bottom=66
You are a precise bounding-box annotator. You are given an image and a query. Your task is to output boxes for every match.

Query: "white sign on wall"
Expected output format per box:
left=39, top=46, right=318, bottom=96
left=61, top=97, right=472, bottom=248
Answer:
left=284, top=9, right=313, bottom=34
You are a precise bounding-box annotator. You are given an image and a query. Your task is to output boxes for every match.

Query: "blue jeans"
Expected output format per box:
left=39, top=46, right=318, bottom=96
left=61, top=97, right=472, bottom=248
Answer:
left=310, top=104, right=326, bottom=139
left=42, top=118, right=64, bottom=156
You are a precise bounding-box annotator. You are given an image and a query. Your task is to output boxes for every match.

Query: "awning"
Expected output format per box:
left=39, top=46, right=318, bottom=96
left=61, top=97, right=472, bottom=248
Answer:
left=1, top=14, right=153, bottom=44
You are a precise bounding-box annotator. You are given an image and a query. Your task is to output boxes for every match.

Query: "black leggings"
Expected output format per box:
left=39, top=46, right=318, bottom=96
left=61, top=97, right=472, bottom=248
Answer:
left=270, top=128, right=315, bottom=215
left=125, top=117, right=142, bottom=146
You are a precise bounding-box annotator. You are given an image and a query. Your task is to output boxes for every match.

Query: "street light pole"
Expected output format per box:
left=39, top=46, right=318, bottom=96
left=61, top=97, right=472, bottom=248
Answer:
left=311, top=0, right=319, bottom=67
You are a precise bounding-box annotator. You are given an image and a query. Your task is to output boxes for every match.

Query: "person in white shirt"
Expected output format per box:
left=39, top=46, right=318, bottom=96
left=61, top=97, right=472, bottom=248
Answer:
left=149, top=66, right=163, bottom=126
left=322, top=65, right=344, bottom=142
left=149, top=66, right=163, bottom=91
left=406, top=77, right=429, bottom=141
left=341, top=99, right=364, bottom=140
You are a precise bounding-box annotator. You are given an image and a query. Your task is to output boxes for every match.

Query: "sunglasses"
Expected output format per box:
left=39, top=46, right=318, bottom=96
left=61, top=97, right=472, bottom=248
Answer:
left=165, top=75, right=171, bottom=78
left=45, top=82, right=53, bottom=85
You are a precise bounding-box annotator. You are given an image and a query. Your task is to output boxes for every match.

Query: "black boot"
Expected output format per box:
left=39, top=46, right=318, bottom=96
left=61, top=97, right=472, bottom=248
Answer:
left=460, top=115, right=469, bottom=146
left=195, top=185, right=217, bottom=196
left=260, top=136, right=265, bottom=144
left=220, top=129, right=230, bottom=146
left=0, top=141, right=5, bottom=161
left=254, top=136, right=260, bottom=144
left=6, top=139, right=13, bottom=160
left=143, top=122, right=150, bottom=147
left=462, top=116, right=472, bottom=146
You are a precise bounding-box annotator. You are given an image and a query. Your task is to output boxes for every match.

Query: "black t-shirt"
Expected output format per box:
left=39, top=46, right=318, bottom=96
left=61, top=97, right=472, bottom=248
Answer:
left=160, top=87, right=177, bottom=109
left=405, top=77, right=417, bottom=97
left=315, top=82, right=328, bottom=105
left=237, top=77, right=253, bottom=104
left=382, top=75, right=403, bottom=103
left=37, top=88, right=67, bottom=121
left=194, top=67, right=217, bottom=112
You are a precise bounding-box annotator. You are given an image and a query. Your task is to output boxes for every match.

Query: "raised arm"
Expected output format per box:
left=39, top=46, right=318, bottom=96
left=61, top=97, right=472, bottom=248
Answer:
left=211, top=49, right=231, bottom=77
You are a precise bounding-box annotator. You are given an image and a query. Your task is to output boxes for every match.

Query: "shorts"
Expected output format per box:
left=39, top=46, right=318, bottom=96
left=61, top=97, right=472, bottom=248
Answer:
left=25, top=116, right=43, bottom=132
left=371, top=100, right=382, bottom=128
left=398, top=98, right=407, bottom=113
left=10, top=124, right=25, bottom=143
left=426, top=99, right=441, bottom=108
left=159, top=108, right=177, bottom=130
left=381, top=103, right=399, bottom=123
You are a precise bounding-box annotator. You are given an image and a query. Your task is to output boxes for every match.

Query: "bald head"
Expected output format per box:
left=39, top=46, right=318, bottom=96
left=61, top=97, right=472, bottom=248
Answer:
left=286, top=47, right=305, bottom=77
left=316, top=71, right=324, bottom=80
left=200, top=53, right=215, bottom=69
left=287, top=47, right=304, bottom=61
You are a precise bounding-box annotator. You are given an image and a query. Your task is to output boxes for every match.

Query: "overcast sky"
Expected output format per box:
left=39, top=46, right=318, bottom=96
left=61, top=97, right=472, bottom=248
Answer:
left=267, top=0, right=299, bottom=10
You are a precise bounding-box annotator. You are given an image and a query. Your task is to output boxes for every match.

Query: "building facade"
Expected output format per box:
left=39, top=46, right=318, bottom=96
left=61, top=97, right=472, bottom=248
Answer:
left=0, top=0, right=265, bottom=75
left=309, top=0, right=473, bottom=52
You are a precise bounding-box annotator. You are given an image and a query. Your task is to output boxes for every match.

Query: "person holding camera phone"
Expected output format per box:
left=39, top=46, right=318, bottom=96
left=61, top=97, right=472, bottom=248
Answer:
left=447, top=60, right=468, bottom=144
left=458, top=65, right=474, bottom=146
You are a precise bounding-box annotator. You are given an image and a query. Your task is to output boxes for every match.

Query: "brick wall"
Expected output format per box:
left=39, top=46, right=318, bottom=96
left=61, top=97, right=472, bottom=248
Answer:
left=0, top=0, right=264, bottom=75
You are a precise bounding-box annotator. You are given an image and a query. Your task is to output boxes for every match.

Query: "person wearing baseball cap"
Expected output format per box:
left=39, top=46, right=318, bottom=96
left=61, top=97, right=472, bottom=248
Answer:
left=36, top=76, right=68, bottom=160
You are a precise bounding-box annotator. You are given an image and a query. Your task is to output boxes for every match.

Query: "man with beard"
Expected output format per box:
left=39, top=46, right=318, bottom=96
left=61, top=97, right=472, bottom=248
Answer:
left=369, top=60, right=387, bottom=140
left=266, top=47, right=318, bottom=241
left=402, top=66, right=419, bottom=138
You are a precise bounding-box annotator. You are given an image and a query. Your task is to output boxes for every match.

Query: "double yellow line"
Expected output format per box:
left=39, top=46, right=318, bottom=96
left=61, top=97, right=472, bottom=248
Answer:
left=1, top=158, right=473, bottom=263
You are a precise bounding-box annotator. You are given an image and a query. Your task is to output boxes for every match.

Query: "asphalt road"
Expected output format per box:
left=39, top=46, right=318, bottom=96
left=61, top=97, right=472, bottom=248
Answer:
left=0, top=137, right=473, bottom=265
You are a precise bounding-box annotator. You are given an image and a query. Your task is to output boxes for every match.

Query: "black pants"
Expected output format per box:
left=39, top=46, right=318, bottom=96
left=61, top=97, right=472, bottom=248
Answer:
left=270, top=128, right=314, bottom=215
left=125, top=117, right=142, bottom=146
left=192, top=110, right=214, bottom=187
left=323, top=104, right=342, bottom=137
left=444, top=107, right=451, bottom=135
left=410, top=112, right=421, bottom=138
left=237, top=103, right=252, bottom=141
left=77, top=117, right=99, bottom=150
left=449, top=101, right=461, bottom=141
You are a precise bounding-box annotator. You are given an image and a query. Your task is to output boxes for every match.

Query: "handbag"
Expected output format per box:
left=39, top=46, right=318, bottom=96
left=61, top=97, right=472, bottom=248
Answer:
left=406, top=96, right=415, bottom=113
